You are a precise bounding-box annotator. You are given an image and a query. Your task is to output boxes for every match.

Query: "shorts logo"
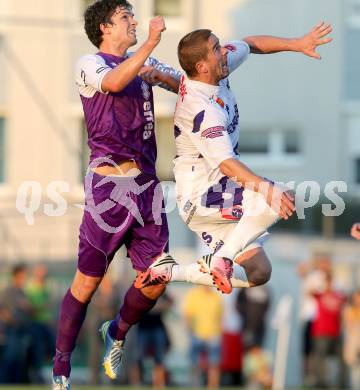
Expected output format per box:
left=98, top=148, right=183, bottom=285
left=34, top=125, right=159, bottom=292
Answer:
left=201, top=126, right=225, bottom=139
left=202, top=232, right=213, bottom=244
left=141, top=81, right=151, bottom=100
left=214, top=240, right=224, bottom=253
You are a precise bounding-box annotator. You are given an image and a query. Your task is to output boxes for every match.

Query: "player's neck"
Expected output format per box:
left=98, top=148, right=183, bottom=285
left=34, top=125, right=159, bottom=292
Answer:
left=99, top=41, right=129, bottom=57
left=190, top=74, right=220, bottom=86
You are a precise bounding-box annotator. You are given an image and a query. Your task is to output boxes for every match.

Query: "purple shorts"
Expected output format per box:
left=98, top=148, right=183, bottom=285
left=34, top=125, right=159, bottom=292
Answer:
left=78, top=171, right=169, bottom=277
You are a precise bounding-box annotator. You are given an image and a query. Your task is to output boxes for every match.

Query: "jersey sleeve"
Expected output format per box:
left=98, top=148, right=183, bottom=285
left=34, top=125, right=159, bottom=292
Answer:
left=225, top=40, right=250, bottom=74
left=146, top=56, right=182, bottom=92
left=184, top=106, right=236, bottom=169
left=75, top=54, right=111, bottom=95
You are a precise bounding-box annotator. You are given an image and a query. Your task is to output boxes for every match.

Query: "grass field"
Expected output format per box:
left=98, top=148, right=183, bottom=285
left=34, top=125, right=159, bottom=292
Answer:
left=2, top=387, right=172, bottom=390
left=0, top=388, right=237, bottom=390
left=0, top=388, right=248, bottom=390
left=0, top=385, right=236, bottom=390
left=0, top=388, right=345, bottom=390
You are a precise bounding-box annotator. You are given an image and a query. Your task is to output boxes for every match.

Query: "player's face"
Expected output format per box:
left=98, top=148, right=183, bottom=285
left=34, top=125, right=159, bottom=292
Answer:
left=107, top=6, right=138, bottom=48
left=205, top=34, right=229, bottom=84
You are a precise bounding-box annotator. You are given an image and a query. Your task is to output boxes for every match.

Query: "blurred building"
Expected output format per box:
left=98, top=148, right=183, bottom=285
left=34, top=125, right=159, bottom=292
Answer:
left=0, top=2, right=359, bottom=387
left=0, top=0, right=358, bottom=259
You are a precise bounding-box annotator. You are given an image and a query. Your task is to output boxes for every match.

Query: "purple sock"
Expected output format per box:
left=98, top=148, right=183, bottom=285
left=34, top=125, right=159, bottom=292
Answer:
left=53, top=289, right=88, bottom=377
left=109, top=284, right=157, bottom=341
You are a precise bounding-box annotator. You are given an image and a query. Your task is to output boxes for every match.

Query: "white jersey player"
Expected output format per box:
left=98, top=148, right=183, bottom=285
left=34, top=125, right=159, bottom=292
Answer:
left=141, top=24, right=332, bottom=294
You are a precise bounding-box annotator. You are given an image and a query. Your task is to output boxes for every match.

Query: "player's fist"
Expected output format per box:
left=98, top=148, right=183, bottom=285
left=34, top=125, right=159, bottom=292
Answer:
left=148, top=16, right=166, bottom=46
left=138, top=65, right=162, bottom=85
left=351, top=223, right=360, bottom=240
left=263, top=184, right=295, bottom=220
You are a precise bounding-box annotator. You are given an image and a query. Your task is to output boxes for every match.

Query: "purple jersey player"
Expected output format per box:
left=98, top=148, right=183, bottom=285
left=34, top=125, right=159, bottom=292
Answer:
left=52, top=1, right=181, bottom=389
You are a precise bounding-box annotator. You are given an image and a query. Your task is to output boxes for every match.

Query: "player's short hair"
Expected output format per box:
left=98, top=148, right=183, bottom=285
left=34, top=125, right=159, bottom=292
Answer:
left=178, top=29, right=213, bottom=77
left=84, top=0, right=133, bottom=48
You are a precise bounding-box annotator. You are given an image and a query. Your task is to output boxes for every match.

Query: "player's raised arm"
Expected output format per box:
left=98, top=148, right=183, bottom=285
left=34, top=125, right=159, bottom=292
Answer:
left=243, top=21, right=332, bottom=59
left=102, top=16, right=166, bottom=92
left=220, top=158, right=295, bottom=220
left=138, top=65, right=180, bottom=93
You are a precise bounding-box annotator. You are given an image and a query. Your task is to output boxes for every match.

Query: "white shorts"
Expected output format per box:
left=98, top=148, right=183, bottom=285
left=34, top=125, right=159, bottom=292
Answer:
left=178, top=184, right=280, bottom=257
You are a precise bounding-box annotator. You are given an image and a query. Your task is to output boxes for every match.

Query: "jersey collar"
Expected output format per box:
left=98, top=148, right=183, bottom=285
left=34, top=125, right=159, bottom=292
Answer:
left=186, top=76, right=220, bottom=96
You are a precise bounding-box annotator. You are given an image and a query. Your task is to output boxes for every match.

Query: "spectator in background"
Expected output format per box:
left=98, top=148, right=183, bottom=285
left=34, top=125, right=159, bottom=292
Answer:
left=220, top=293, right=243, bottom=386
left=297, top=254, right=331, bottom=386
left=26, top=264, right=55, bottom=382
left=311, top=272, right=346, bottom=389
left=343, top=289, right=360, bottom=389
left=236, top=285, right=271, bottom=348
left=243, top=343, right=273, bottom=389
left=183, top=286, right=223, bottom=389
left=351, top=223, right=360, bottom=240
left=0, top=264, right=33, bottom=383
left=137, top=292, right=173, bottom=388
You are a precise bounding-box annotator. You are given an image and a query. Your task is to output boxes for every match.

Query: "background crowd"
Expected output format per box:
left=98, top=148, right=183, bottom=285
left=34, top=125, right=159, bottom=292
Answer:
left=0, top=243, right=359, bottom=389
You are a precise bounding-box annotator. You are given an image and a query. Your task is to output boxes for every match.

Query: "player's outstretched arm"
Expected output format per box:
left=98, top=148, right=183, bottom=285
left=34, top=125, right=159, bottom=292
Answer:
left=101, top=16, right=166, bottom=93
left=220, top=158, right=295, bottom=220
left=138, top=65, right=180, bottom=93
left=351, top=223, right=360, bottom=240
left=243, top=21, right=332, bottom=59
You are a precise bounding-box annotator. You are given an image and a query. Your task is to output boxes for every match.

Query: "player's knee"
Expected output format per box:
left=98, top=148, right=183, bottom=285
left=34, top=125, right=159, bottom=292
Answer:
left=71, top=271, right=103, bottom=303
left=241, top=256, right=272, bottom=287
left=248, top=261, right=272, bottom=287
left=141, top=284, right=166, bottom=300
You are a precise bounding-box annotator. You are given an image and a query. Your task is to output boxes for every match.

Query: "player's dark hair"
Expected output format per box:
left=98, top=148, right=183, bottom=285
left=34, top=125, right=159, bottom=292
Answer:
left=178, top=29, right=213, bottom=77
left=84, top=0, right=133, bottom=48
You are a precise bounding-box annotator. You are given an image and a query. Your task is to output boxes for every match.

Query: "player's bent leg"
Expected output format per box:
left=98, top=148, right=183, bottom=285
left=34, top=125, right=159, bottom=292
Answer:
left=101, top=282, right=165, bottom=379
left=52, top=270, right=103, bottom=389
left=171, top=192, right=278, bottom=293
left=234, top=247, right=272, bottom=287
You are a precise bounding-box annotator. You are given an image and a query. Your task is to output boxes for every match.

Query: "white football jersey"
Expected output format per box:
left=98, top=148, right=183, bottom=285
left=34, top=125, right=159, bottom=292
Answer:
left=173, top=40, right=250, bottom=204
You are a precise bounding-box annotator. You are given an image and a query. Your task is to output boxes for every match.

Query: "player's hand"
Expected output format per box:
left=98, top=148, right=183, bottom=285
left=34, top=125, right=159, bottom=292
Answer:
left=351, top=223, right=360, bottom=240
left=138, top=65, right=163, bottom=85
left=298, top=21, right=333, bottom=60
left=262, top=184, right=296, bottom=220
left=147, top=16, right=166, bottom=47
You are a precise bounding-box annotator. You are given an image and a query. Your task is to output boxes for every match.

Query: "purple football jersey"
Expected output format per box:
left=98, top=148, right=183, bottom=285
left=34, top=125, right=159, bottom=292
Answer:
left=79, top=52, right=157, bottom=175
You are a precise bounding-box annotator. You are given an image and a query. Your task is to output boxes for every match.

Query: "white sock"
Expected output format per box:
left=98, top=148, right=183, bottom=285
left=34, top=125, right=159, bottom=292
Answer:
left=171, top=262, right=250, bottom=288
left=232, top=263, right=250, bottom=288
left=216, top=213, right=278, bottom=260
